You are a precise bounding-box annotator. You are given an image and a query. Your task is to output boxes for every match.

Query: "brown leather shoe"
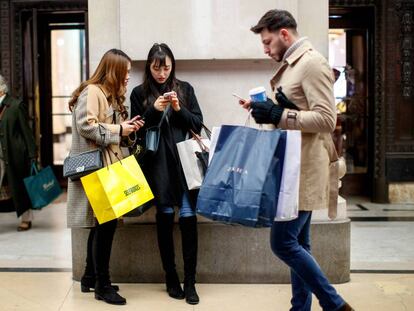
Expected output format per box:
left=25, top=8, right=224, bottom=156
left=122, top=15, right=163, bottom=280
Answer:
left=17, top=221, right=32, bottom=231
left=339, top=302, right=355, bottom=311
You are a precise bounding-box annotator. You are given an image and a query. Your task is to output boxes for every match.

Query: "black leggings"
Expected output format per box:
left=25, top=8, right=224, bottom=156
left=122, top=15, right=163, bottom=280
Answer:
left=85, top=219, right=117, bottom=285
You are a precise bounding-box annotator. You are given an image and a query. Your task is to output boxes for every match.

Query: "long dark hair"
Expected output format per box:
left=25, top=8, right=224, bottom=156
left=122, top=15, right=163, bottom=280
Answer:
left=142, top=43, right=183, bottom=105
left=69, top=49, right=131, bottom=119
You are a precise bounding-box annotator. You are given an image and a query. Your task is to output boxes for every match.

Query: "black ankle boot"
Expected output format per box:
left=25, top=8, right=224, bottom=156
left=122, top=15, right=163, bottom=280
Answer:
left=184, top=279, right=199, bottom=305
left=95, top=283, right=126, bottom=305
left=166, top=270, right=185, bottom=299
left=80, top=275, right=119, bottom=293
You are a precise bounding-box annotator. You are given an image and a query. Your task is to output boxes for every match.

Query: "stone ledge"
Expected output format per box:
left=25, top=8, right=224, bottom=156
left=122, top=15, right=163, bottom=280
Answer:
left=72, top=219, right=350, bottom=284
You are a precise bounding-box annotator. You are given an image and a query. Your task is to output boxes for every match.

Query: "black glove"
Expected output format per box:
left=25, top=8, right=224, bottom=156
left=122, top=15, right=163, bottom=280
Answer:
left=275, top=87, right=300, bottom=111
left=251, top=98, right=284, bottom=125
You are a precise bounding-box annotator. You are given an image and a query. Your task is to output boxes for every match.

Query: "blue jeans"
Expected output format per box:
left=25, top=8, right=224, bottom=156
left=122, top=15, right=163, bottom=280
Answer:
left=271, top=211, right=345, bottom=311
left=157, top=192, right=195, bottom=218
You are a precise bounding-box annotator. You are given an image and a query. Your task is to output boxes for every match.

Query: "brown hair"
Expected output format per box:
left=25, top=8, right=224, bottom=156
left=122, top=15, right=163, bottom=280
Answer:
left=68, top=49, right=131, bottom=119
left=251, top=9, right=297, bottom=34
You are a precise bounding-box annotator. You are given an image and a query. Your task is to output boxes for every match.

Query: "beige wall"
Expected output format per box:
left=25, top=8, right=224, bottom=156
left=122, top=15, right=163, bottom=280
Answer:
left=89, top=0, right=329, bottom=127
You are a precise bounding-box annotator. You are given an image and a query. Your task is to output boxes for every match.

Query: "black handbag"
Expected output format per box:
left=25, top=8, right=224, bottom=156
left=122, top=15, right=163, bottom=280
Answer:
left=131, top=106, right=170, bottom=160
left=63, top=149, right=103, bottom=180
left=63, top=125, right=106, bottom=180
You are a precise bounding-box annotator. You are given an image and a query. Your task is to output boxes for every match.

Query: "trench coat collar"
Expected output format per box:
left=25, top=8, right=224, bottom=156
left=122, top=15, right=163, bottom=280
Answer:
left=270, top=40, right=314, bottom=91
left=96, top=84, right=118, bottom=110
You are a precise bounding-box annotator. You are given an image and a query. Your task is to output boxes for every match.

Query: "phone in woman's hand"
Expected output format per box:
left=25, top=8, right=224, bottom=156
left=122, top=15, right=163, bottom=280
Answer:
left=163, top=91, right=175, bottom=100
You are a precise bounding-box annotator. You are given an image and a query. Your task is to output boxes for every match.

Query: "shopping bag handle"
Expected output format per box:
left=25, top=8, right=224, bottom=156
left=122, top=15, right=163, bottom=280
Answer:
left=201, top=123, right=211, bottom=139
left=190, top=130, right=209, bottom=152
left=103, top=146, right=122, bottom=171
left=244, top=109, right=264, bottom=130
left=30, top=161, right=39, bottom=176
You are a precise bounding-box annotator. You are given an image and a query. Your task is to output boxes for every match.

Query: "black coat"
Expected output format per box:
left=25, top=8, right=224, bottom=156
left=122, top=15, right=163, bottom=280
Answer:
left=0, top=95, right=36, bottom=216
left=130, top=80, right=203, bottom=208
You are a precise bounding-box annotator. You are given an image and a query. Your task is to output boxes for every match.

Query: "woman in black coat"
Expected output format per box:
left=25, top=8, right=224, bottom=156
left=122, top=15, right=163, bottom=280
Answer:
left=130, top=43, right=203, bottom=305
left=0, top=74, right=37, bottom=231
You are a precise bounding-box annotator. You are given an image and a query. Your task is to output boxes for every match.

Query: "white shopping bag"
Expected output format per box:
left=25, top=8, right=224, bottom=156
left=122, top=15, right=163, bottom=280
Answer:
left=176, top=138, right=210, bottom=190
left=275, top=130, right=301, bottom=221
left=208, top=126, right=222, bottom=164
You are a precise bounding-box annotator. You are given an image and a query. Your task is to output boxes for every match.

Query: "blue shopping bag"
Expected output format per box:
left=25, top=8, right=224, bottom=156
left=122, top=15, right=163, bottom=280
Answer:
left=196, top=125, right=286, bottom=227
left=23, top=163, right=62, bottom=209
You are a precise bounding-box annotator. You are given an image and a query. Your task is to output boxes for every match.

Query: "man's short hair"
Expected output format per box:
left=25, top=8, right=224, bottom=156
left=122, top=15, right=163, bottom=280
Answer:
left=0, top=74, right=8, bottom=94
left=251, top=9, right=297, bottom=34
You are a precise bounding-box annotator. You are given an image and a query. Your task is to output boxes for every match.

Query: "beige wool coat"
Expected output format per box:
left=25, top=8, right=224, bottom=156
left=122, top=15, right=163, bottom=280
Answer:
left=269, top=40, right=339, bottom=214
left=66, top=84, right=129, bottom=228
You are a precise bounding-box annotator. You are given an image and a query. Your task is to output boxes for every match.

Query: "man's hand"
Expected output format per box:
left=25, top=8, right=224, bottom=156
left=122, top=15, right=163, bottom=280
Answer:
left=251, top=98, right=284, bottom=125
left=275, top=87, right=300, bottom=110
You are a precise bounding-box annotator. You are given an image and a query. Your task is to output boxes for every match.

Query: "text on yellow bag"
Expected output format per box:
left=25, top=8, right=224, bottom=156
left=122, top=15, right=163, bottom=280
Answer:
left=81, top=155, right=154, bottom=224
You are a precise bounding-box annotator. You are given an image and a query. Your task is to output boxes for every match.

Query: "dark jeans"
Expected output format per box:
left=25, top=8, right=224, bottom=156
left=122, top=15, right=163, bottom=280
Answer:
left=271, top=211, right=345, bottom=311
left=157, top=192, right=195, bottom=218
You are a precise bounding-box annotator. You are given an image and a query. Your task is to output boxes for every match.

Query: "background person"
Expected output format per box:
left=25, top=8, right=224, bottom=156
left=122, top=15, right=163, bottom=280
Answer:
left=0, top=74, right=37, bottom=231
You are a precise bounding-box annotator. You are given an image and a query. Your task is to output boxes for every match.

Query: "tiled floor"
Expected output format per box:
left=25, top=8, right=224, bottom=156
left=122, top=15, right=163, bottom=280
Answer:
left=1, top=193, right=414, bottom=310
left=0, top=272, right=413, bottom=310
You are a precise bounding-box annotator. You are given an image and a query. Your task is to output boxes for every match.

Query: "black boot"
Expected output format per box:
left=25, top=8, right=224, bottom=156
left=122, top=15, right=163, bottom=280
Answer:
left=156, top=212, right=185, bottom=299
left=93, top=220, right=126, bottom=305
left=81, top=275, right=119, bottom=293
left=95, top=283, right=126, bottom=305
left=180, top=216, right=200, bottom=305
left=80, top=228, right=119, bottom=293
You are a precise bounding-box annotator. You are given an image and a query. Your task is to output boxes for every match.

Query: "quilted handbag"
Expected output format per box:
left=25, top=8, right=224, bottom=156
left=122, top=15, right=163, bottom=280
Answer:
left=63, top=149, right=103, bottom=181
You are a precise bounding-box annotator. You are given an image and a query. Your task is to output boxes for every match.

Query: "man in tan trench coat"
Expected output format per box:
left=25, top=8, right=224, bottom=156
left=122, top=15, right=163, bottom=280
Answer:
left=241, top=9, right=354, bottom=311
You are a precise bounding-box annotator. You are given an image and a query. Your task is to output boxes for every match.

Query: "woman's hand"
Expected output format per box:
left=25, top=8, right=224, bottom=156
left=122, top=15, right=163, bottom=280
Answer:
left=170, top=93, right=180, bottom=111
left=154, top=96, right=170, bottom=112
left=120, top=116, right=145, bottom=136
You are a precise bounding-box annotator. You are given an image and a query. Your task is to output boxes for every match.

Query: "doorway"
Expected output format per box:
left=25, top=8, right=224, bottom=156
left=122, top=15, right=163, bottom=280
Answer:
left=329, top=7, right=375, bottom=199
left=22, top=10, right=88, bottom=181
left=38, top=13, right=87, bottom=178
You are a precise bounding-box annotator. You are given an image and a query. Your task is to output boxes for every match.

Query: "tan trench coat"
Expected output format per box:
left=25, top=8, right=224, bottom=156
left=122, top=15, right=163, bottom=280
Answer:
left=269, top=40, right=339, bottom=215
left=66, top=84, right=128, bottom=228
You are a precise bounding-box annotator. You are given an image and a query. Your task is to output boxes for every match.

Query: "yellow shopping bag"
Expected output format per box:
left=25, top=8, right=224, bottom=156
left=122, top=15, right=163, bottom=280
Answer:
left=81, top=155, right=154, bottom=224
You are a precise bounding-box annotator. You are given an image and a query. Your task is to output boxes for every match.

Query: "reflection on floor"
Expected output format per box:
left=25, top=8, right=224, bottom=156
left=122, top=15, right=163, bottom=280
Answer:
left=1, top=193, right=414, bottom=310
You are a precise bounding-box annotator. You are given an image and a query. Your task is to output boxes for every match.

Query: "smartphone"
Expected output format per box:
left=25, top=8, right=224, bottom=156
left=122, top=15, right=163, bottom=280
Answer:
left=130, top=115, right=141, bottom=122
left=163, top=91, right=175, bottom=100
left=129, top=115, right=144, bottom=124
left=232, top=93, right=247, bottom=102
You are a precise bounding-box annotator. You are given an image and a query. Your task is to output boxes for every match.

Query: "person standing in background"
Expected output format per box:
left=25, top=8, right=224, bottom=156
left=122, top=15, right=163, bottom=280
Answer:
left=0, top=74, right=37, bottom=231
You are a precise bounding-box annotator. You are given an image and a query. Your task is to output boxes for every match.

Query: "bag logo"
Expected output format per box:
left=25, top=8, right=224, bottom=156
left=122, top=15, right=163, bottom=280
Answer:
left=76, top=166, right=85, bottom=173
left=227, top=166, right=248, bottom=175
left=42, top=180, right=55, bottom=191
left=124, top=185, right=140, bottom=196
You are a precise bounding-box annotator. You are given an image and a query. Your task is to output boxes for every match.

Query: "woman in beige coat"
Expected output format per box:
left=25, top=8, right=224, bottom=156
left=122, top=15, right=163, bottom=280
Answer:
left=67, top=49, right=144, bottom=305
